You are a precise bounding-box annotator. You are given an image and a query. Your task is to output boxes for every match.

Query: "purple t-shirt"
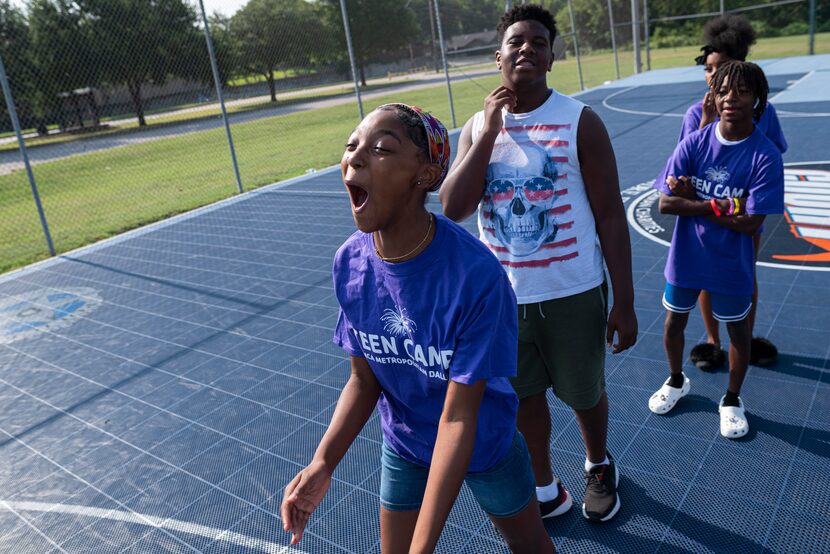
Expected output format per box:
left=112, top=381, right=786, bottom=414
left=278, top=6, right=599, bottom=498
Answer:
left=333, top=214, right=519, bottom=472
left=679, top=100, right=788, bottom=154
left=656, top=124, right=784, bottom=296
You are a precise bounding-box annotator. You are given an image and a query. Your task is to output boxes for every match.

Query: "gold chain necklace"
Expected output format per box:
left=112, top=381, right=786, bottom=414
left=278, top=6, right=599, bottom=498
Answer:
left=374, top=214, right=434, bottom=263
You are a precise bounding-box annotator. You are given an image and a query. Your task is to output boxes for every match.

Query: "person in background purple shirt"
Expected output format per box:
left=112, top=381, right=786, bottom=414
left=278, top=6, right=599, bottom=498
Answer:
left=648, top=61, right=784, bottom=439
left=280, top=104, right=554, bottom=553
left=681, top=14, right=788, bottom=373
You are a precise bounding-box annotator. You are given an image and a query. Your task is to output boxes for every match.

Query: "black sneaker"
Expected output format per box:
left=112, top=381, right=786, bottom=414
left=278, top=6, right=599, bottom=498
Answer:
left=582, top=453, right=620, bottom=522
left=539, top=479, right=573, bottom=519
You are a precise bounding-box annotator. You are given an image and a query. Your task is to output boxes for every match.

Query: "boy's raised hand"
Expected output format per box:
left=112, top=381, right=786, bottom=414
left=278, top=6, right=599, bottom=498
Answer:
left=280, top=460, right=332, bottom=545
left=483, top=86, right=518, bottom=134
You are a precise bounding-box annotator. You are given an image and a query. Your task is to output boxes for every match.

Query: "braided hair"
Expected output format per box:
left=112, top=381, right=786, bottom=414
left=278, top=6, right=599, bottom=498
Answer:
left=709, top=61, right=769, bottom=121
left=695, top=14, right=757, bottom=65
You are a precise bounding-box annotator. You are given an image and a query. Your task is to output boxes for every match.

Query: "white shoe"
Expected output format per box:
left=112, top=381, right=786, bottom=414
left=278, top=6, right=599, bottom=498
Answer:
left=719, top=397, right=749, bottom=439
left=648, top=376, right=690, bottom=415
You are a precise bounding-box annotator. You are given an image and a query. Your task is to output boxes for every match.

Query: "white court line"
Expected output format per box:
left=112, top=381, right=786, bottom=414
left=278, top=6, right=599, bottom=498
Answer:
left=769, top=70, right=815, bottom=103
left=627, top=186, right=830, bottom=271
left=625, top=188, right=671, bottom=247
left=601, top=86, right=685, bottom=118
left=0, top=126, right=462, bottom=285
left=625, top=162, right=830, bottom=272
left=0, top=167, right=343, bottom=286
left=0, top=501, right=305, bottom=554
left=0, top=377, right=349, bottom=552
left=603, top=81, right=830, bottom=119
left=0, top=500, right=69, bottom=553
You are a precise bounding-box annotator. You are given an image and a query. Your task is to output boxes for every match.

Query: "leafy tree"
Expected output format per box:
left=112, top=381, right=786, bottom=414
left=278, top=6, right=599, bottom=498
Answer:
left=232, top=0, right=329, bottom=102
left=409, top=0, right=504, bottom=72
left=0, top=1, right=37, bottom=132
left=80, top=0, right=203, bottom=126
left=203, top=12, right=240, bottom=87
left=28, top=0, right=102, bottom=131
left=321, top=0, right=420, bottom=87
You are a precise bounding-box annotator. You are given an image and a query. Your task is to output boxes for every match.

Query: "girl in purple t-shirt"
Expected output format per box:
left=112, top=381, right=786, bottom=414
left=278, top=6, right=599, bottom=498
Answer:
left=649, top=62, right=784, bottom=440
left=681, top=14, right=787, bottom=373
left=280, top=104, right=554, bottom=553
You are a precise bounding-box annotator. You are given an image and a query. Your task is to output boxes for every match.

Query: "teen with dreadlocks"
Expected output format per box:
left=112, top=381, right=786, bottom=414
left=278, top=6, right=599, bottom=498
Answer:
left=681, top=14, right=787, bottom=372
left=648, top=61, right=784, bottom=439
left=281, top=104, right=554, bottom=553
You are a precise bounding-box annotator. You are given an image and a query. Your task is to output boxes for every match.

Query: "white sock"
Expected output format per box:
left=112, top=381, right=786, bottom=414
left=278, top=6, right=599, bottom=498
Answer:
left=536, top=480, right=559, bottom=503
left=585, top=456, right=609, bottom=472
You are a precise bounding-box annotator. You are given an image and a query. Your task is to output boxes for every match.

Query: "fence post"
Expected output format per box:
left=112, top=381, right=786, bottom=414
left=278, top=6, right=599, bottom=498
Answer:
left=607, top=0, right=620, bottom=80
left=809, top=0, right=816, bottom=55
left=720, top=0, right=725, bottom=15
left=643, top=0, right=651, bottom=71
left=339, top=0, right=364, bottom=120
left=198, top=0, right=243, bottom=194
left=0, top=54, right=55, bottom=257
left=433, top=0, right=456, bottom=128
left=631, top=0, right=642, bottom=74
left=567, top=0, right=585, bottom=91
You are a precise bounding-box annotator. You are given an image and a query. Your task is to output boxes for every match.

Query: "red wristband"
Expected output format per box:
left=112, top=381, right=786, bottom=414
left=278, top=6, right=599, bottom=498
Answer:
left=710, top=198, right=722, bottom=216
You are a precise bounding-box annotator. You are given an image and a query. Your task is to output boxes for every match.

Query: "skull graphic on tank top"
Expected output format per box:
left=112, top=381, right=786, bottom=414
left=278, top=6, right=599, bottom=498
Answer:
left=484, top=143, right=560, bottom=257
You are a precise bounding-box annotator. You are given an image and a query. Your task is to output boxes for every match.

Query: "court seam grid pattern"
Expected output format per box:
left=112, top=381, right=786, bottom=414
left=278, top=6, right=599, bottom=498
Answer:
left=0, top=227, right=488, bottom=550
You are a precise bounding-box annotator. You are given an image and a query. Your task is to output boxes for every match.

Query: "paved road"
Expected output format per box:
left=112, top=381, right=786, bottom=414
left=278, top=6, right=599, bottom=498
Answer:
left=0, top=67, right=497, bottom=176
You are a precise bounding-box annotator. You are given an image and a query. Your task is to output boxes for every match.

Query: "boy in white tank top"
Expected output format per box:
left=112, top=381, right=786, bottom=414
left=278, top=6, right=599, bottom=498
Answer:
left=440, top=4, right=637, bottom=523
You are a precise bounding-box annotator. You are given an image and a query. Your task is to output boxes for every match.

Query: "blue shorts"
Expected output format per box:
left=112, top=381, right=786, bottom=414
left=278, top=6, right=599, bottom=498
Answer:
left=662, top=283, right=752, bottom=323
left=379, top=431, right=536, bottom=518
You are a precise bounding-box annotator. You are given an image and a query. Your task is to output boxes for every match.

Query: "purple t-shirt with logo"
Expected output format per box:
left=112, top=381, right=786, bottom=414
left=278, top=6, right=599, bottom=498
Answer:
left=656, top=124, right=784, bottom=296
left=679, top=100, right=788, bottom=154
left=333, top=214, right=518, bottom=472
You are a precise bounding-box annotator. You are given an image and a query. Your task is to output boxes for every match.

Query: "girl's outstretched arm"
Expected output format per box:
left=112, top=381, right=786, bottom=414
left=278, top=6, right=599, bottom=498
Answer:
left=281, top=355, right=381, bottom=544
left=409, top=379, right=486, bottom=553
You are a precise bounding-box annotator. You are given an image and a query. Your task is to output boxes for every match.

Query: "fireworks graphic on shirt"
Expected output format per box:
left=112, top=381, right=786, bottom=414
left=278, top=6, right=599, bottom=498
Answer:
left=381, top=305, right=417, bottom=337
left=705, top=165, right=730, bottom=184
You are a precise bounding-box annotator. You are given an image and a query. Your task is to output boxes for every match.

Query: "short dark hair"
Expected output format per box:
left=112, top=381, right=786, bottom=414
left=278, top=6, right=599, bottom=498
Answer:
left=497, top=4, right=557, bottom=50
left=710, top=61, right=769, bottom=121
left=695, top=14, right=756, bottom=65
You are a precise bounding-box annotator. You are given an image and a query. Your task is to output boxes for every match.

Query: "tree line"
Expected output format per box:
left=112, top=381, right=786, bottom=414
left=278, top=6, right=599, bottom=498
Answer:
left=556, top=0, right=828, bottom=52
left=0, top=0, right=506, bottom=132
left=1, top=0, right=824, bottom=133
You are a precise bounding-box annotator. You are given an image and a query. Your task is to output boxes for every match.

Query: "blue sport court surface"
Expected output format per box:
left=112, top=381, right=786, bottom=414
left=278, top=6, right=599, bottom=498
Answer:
left=1, top=55, right=829, bottom=553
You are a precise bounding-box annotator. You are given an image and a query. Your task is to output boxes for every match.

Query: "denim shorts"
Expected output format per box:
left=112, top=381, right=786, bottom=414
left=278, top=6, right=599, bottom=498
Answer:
left=663, top=283, right=752, bottom=323
left=379, top=431, right=536, bottom=518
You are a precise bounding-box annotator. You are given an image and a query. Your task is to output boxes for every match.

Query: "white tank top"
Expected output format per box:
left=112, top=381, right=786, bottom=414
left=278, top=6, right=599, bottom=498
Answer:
left=471, top=89, right=604, bottom=303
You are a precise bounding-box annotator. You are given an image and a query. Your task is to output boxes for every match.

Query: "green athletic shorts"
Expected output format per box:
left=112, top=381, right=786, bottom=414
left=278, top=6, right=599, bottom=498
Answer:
left=511, top=282, right=608, bottom=410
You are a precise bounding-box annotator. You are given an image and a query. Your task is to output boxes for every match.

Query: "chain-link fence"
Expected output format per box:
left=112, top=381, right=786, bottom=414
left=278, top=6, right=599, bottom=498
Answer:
left=0, top=0, right=826, bottom=274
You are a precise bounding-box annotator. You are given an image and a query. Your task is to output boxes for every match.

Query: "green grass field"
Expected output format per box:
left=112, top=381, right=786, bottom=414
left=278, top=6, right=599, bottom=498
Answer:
left=2, top=33, right=828, bottom=274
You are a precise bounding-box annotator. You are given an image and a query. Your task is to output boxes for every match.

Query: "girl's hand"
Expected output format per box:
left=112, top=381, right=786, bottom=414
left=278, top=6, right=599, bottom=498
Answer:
left=482, top=86, right=518, bottom=134
left=280, top=460, right=332, bottom=545
left=700, top=91, right=716, bottom=129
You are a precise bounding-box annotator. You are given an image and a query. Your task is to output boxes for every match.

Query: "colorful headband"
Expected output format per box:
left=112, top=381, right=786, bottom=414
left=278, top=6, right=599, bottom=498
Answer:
left=408, top=106, right=450, bottom=191
left=378, top=104, right=450, bottom=191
